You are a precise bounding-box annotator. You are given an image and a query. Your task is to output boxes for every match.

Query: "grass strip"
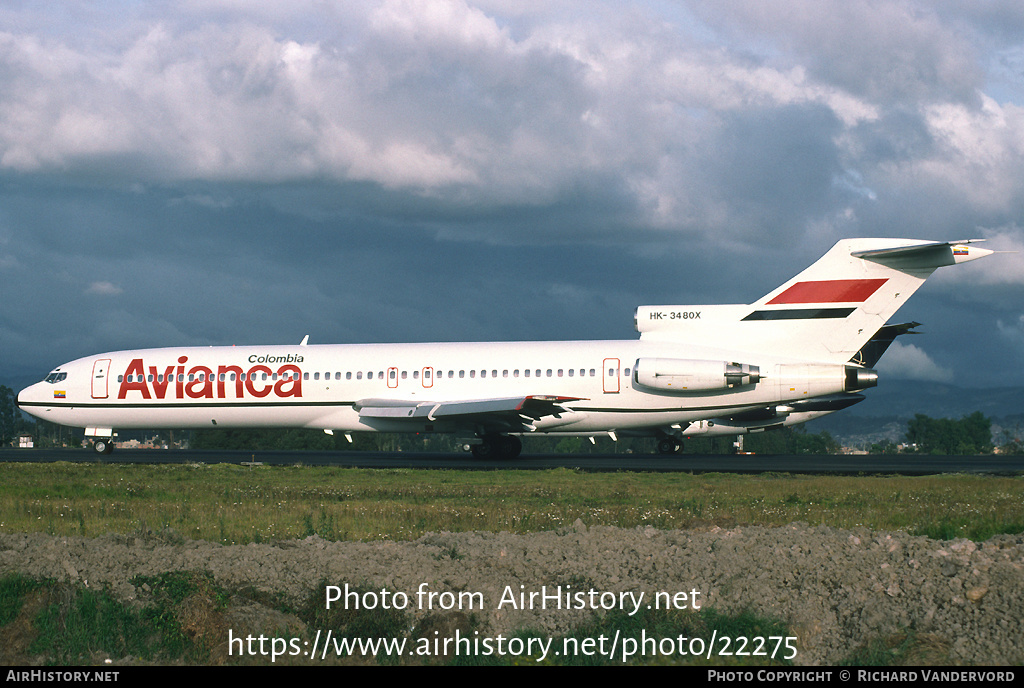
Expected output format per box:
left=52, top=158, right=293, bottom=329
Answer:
left=2, top=462, right=1021, bottom=543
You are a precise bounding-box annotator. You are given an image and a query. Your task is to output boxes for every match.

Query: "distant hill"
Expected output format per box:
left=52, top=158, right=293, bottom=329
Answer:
left=845, top=381, right=1024, bottom=420
left=811, top=381, right=1024, bottom=448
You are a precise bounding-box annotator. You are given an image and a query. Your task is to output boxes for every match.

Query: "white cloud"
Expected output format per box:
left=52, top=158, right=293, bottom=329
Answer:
left=0, top=3, right=1022, bottom=246
left=907, top=95, right=1024, bottom=213
left=370, top=0, right=511, bottom=50
left=997, top=313, right=1024, bottom=347
left=0, top=0, right=964, bottom=227
left=688, top=0, right=982, bottom=104
left=930, top=225, right=1024, bottom=287
left=876, top=341, right=954, bottom=383
left=85, top=281, right=123, bottom=296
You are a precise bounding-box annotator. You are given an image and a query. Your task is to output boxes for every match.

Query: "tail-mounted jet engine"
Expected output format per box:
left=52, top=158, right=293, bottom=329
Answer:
left=633, top=358, right=761, bottom=393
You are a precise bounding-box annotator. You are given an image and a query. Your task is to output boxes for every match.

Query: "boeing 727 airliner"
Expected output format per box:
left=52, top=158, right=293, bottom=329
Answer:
left=17, top=238, right=993, bottom=457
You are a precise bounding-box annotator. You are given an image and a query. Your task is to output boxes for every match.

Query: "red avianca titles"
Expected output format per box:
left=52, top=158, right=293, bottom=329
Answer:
left=117, top=356, right=304, bottom=400
left=17, top=238, right=994, bottom=459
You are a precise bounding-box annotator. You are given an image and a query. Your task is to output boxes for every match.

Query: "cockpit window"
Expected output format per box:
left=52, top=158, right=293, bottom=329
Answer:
left=44, top=372, right=67, bottom=384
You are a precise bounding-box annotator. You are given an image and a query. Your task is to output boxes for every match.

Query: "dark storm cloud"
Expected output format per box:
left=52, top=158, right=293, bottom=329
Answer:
left=1, top=1, right=1023, bottom=388
left=698, top=105, right=844, bottom=243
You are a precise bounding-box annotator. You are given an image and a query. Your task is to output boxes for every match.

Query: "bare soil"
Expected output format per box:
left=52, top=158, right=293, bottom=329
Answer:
left=2, top=523, right=1022, bottom=665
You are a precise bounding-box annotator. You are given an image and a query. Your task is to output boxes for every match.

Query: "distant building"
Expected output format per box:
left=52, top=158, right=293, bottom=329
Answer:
left=17, top=434, right=34, bottom=448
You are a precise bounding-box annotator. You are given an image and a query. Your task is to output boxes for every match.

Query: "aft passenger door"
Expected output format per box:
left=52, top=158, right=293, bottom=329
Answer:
left=91, top=359, right=111, bottom=399
left=603, top=358, right=620, bottom=393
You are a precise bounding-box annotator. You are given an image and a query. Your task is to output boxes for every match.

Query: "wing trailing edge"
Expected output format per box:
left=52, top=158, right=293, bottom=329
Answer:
left=353, top=395, right=585, bottom=431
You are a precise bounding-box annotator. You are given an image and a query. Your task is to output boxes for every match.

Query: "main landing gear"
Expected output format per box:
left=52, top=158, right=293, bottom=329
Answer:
left=471, top=434, right=523, bottom=460
left=657, top=437, right=683, bottom=455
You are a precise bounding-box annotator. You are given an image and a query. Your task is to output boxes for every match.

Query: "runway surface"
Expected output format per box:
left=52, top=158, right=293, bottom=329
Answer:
left=2, top=448, right=1022, bottom=474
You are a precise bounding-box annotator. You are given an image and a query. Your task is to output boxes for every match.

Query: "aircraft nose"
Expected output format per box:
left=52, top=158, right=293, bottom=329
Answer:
left=17, top=382, right=43, bottom=410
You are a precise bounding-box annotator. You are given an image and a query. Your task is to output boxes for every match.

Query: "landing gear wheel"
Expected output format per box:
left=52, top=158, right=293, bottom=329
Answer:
left=471, top=442, right=494, bottom=460
left=497, top=435, right=522, bottom=460
left=92, top=439, right=114, bottom=455
left=657, top=438, right=681, bottom=455
left=470, top=434, right=522, bottom=460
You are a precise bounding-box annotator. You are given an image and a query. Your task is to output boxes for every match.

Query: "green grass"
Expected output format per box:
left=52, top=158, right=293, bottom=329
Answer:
left=1, top=571, right=212, bottom=665
left=0, top=573, right=46, bottom=626
left=1, top=462, right=1022, bottom=543
left=840, top=629, right=952, bottom=666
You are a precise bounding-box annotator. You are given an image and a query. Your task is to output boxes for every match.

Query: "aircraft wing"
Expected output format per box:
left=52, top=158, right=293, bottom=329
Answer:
left=353, top=395, right=584, bottom=431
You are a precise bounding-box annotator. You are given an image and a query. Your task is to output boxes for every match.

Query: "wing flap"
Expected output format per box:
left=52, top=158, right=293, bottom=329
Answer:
left=354, top=395, right=584, bottom=423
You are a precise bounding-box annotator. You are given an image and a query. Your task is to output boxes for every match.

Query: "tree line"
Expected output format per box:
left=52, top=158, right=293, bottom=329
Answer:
left=871, top=411, right=1024, bottom=454
left=0, top=386, right=32, bottom=447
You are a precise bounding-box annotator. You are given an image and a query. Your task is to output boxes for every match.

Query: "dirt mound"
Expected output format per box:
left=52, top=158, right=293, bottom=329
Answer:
left=2, top=523, right=1022, bottom=665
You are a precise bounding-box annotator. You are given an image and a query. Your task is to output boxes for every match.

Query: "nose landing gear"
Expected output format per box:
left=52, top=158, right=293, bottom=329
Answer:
left=92, top=438, right=114, bottom=455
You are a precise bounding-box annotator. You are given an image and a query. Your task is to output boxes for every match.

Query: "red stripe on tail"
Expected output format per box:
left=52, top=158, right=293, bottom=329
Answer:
left=767, top=279, right=888, bottom=304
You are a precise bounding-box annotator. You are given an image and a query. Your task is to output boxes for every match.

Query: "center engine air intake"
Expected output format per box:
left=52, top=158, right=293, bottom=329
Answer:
left=633, top=358, right=761, bottom=393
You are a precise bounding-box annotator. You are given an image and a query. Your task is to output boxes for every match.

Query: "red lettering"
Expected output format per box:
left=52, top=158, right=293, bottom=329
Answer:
left=275, top=364, right=302, bottom=397
left=176, top=357, right=187, bottom=398
left=186, top=366, right=214, bottom=399
left=218, top=365, right=244, bottom=398
left=149, top=365, right=175, bottom=399
left=245, top=365, right=273, bottom=398
left=117, top=359, right=151, bottom=399
left=117, top=358, right=306, bottom=400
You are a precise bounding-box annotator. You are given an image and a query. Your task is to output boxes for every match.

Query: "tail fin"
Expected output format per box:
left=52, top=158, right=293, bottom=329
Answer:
left=637, top=238, right=993, bottom=363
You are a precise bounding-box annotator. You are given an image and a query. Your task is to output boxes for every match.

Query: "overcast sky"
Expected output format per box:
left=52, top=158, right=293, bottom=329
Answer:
left=2, top=0, right=1024, bottom=390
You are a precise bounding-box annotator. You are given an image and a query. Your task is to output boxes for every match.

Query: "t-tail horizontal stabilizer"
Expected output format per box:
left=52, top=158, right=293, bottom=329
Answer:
left=637, top=239, right=994, bottom=364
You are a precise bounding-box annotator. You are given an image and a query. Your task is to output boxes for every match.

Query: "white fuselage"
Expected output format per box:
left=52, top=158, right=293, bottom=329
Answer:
left=16, top=338, right=853, bottom=436
left=24, top=238, right=990, bottom=453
